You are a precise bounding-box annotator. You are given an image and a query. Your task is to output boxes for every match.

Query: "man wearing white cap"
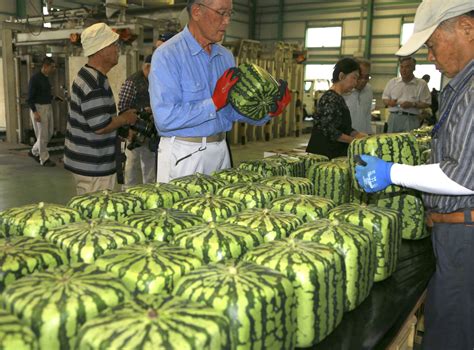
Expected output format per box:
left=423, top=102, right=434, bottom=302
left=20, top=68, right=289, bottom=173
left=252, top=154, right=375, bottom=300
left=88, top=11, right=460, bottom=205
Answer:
left=64, top=22, right=138, bottom=194
left=354, top=1, right=473, bottom=349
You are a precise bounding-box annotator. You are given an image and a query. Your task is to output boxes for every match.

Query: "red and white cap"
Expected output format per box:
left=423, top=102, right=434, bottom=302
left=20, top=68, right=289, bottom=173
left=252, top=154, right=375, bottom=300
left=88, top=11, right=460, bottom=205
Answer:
left=396, top=0, right=474, bottom=56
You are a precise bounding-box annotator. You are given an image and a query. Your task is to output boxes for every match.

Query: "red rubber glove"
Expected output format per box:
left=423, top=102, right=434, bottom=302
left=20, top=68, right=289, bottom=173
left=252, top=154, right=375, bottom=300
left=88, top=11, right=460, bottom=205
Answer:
left=269, top=79, right=291, bottom=117
left=212, top=68, right=239, bottom=111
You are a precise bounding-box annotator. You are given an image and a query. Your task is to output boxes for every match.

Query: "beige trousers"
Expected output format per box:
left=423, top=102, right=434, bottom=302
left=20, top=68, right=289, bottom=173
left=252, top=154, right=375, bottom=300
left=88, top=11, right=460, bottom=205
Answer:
left=72, top=173, right=117, bottom=195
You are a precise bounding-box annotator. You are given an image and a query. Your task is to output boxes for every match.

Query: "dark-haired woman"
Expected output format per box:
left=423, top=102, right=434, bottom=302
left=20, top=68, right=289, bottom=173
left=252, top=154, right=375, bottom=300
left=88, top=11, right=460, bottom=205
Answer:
left=306, top=57, right=367, bottom=159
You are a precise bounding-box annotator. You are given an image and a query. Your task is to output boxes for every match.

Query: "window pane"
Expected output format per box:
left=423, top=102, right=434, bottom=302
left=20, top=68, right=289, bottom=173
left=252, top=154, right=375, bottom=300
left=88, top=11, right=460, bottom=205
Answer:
left=305, top=64, right=334, bottom=82
left=306, top=27, right=342, bottom=48
left=414, top=65, right=442, bottom=91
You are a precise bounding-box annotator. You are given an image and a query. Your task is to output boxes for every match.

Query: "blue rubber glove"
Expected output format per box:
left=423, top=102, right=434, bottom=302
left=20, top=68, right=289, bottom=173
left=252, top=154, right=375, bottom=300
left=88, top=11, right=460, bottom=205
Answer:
left=355, top=155, right=394, bottom=193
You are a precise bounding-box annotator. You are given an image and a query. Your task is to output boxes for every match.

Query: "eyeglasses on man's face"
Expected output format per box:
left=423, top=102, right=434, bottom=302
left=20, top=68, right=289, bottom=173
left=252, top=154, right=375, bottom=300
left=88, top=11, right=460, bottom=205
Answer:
left=197, top=2, right=234, bottom=19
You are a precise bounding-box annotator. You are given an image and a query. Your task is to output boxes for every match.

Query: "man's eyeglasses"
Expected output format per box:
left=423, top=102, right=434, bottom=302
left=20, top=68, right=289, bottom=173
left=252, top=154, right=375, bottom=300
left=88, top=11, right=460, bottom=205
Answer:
left=197, top=3, right=234, bottom=19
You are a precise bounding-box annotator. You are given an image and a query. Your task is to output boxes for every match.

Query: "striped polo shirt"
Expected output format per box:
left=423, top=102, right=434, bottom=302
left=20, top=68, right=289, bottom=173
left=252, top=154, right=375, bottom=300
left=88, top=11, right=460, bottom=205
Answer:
left=64, top=65, right=117, bottom=177
left=423, top=60, right=474, bottom=213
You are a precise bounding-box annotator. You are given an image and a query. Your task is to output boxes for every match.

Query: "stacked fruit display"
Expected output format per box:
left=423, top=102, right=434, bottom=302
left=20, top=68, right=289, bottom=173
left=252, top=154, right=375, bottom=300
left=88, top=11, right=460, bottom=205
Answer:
left=0, top=131, right=428, bottom=349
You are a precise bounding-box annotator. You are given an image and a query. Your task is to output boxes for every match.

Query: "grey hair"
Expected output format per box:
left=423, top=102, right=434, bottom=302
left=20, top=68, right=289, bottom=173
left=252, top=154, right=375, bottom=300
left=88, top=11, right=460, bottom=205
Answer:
left=399, top=56, right=416, bottom=65
left=439, top=10, right=474, bottom=31
left=355, top=57, right=371, bottom=69
left=187, top=0, right=210, bottom=14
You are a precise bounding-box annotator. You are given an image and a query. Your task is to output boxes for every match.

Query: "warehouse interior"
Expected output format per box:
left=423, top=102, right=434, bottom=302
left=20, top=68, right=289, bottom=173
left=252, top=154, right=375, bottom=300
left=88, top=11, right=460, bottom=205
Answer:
left=0, top=0, right=463, bottom=349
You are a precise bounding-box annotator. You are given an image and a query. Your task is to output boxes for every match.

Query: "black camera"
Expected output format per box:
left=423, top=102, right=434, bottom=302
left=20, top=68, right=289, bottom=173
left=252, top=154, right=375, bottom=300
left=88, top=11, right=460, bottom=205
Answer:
left=118, top=109, right=160, bottom=152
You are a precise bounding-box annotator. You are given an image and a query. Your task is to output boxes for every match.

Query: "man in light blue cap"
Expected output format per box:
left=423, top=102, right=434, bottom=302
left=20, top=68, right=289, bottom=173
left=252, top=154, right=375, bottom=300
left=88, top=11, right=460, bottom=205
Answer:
left=355, top=1, right=473, bottom=348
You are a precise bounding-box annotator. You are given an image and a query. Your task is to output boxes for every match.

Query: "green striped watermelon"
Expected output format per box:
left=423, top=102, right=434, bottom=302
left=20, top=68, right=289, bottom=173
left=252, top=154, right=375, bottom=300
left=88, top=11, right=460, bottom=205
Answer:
left=269, top=195, right=336, bottom=222
left=171, top=222, right=263, bottom=263
left=226, top=208, right=303, bottom=242
left=125, top=182, right=190, bottom=209
left=120, top=208, right=205, bottom=242
left=94, top=241, right=203, bottom=295
left=212, top=168, right=263, bottom=183
left=243, top=239, right=345, bottom=347
left=307, top=161, right=351, bottom=205
left=348, top=133, right=421, bottom=195
left=0, top=202, right=82, bottom=238
left=415, top=136, right=431, bottom=153
left=259, top=176, right=315, bottom=195
left=75, top=294, right=230, bottom=350
left=289, top=219, right=375, bottom=311
left=328, top=203, right=401, bottom=282
left=0, top=237, right=67, bottom=292
left=44, top=219, right=146, bottom=263
left=172, top=194, right=243, bottom=222
left=2, top=263, right=130, bottom=350
left=368, top=192, right=429, bottom=240
left=264, top=154, right=306, bottom=177
left=292, top=153, right=329, bottom=177
left=173, top=260, right=296, bottom=350
left=410, top=125, right=433, bottom=138
left=331, top=156, right=348, bottom=163
left=67, top=190, right=145, bottom=221
left=229, top=63, right=280, bottom=121
left=0, top=309, right=38, bottom=350
left=239, top=159, right=291, bottom=177
left=216, top=183, right=279, bottom=209
left=170, top=173, right=228, bottom=195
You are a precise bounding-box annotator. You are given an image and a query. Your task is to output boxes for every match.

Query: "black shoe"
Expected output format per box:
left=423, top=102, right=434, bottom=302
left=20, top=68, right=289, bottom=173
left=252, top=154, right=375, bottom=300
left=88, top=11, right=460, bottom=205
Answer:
left=28, top=150, right=40, bottom=163
left=42, top=159, right=56, bottom=167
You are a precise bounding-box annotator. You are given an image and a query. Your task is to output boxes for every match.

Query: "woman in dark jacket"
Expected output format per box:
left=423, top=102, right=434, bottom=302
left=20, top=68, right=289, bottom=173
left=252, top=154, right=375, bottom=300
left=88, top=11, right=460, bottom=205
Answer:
left=306, top=57, right=367, bottom=159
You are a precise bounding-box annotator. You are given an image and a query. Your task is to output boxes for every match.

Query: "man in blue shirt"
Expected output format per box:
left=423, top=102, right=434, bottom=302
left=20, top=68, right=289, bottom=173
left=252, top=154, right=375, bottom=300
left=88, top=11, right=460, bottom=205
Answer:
left=149, top=0, right=290, bottom=182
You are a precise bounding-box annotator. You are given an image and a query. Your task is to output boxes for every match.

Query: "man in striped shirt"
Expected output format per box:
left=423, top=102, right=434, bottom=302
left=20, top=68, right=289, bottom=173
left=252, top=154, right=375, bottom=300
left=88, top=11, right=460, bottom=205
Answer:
left=64, top=23, right=137, bottom=195
left=355, top=1, right=473, bottom=349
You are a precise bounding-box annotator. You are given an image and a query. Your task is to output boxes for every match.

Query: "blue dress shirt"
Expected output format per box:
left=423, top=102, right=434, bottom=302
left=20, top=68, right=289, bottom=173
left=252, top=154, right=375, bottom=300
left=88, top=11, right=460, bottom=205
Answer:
left=149, top=26, right=270, bottom=137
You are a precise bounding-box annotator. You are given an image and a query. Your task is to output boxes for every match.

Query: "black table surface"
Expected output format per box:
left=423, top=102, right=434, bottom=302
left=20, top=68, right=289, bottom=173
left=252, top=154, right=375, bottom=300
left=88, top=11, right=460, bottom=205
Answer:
left=301, top=237, right=435, bottom=350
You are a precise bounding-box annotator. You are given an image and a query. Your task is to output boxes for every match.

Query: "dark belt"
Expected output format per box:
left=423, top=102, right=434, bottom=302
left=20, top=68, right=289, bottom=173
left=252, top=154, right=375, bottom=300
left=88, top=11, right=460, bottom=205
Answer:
left=426, top=209, right=474, bottom=227
left=394, top=111, right=418, bottom=117
left=175, top=132, right=225, bottom=143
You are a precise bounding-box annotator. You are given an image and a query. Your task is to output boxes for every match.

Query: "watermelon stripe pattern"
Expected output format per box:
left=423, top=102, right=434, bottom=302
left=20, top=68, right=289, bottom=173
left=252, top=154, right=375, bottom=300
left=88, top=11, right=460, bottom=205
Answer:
left=173, top=260, right=296, bottom=350
left=94, top=241, right=203, bottom=295
left=307, top=161, right=351, bottom=205
left=259, top=176, right=315, bottom=196
left=264, top=155, right=306, bottom=178
left=227, top=208, right=303, bottom=242
left=2, top=263, right=130, bottom=350
left=170, top=173, right=228, bottom=195
left=125, top=183, right=190, bottom=209
left=243, top=239, right=345, bottom=347
left=292, top=153, right=329, bottom=177
left=348, top=133, right=421, bottom=194
left=212, top=168, right=263, bottom=184
left=269, top=195, right=336, bottom=222
left=328, top=204, right=401, bottom=282
left=239, top=160, right=291, bottom=177
left=67, top=190, right=145, bottom=221
left=289, top=219, right=376, bottom=311
left=0, top=237, right=67, bottom=292
left=75, top=294, right=231, bottom=350
left=172, top=194, right=243, bottom=222
left=229, top=63, right=279, bottom=121
left=368, top=192, right=429, bottom=240
left=171, top=222, right=264, bottom=264
left=0, top=202, right=82, bottom=238
left=120, top=208, right=205, bottom=242
left=217, top=183, right=279, bottom=209
left=0, top=309, right=38, bottom=350
left=44, top=220, right=146, bottom=263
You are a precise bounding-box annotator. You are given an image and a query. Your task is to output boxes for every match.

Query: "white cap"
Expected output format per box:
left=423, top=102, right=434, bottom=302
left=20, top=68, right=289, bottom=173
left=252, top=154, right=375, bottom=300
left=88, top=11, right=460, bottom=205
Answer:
left=396, top=0, right=474, bottom=56
left=81, top=23, right=120, bottom=57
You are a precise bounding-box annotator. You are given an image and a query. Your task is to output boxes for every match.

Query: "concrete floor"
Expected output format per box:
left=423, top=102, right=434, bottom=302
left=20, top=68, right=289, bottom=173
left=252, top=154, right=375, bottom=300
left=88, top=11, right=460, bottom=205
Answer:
left=0, top=135, right=309, bottom=211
